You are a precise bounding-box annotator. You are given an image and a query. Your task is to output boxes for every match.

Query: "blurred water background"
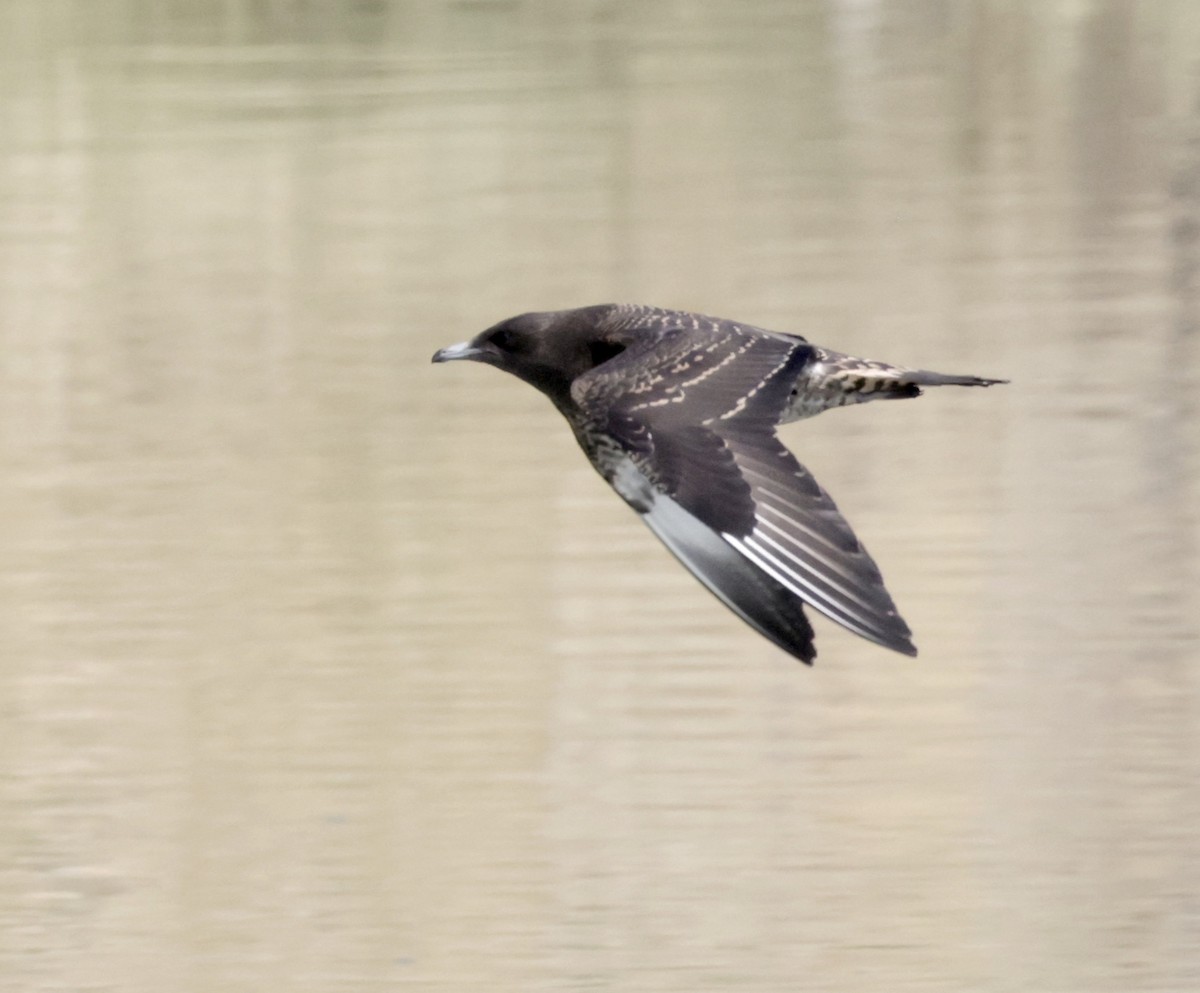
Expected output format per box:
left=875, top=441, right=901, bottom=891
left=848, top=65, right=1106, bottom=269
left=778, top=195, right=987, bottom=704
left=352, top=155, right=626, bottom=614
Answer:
left=1, top=2, right=1198, bottom=991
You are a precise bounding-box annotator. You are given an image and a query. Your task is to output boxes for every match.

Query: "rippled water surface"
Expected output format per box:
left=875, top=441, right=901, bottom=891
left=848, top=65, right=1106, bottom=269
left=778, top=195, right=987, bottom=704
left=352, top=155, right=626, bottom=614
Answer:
left=2, top=3, right=1198, bottom=991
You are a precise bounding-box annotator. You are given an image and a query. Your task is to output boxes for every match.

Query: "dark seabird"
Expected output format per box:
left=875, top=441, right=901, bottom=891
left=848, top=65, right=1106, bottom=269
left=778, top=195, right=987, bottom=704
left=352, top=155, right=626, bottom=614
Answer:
left=433, top=304, right=1006, bottom=664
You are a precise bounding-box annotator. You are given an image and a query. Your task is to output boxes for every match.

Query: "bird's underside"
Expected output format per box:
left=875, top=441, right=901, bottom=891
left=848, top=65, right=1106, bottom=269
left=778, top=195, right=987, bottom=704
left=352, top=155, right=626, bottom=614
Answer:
left=434, top=304, right=1007, bottom=663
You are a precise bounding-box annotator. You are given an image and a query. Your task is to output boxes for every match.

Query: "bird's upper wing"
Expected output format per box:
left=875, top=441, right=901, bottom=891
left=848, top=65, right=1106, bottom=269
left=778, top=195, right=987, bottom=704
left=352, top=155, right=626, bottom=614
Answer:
left=572, top=322, right=916, bottom=659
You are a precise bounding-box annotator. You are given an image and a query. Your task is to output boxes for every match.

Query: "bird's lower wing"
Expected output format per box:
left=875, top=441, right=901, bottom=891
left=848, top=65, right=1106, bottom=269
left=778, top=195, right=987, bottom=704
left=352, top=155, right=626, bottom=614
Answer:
left=623, top=424, right=917, bottom=658
left=639, top=484, right=817, bottom=664
left=720, top=428, right=917, bottom=656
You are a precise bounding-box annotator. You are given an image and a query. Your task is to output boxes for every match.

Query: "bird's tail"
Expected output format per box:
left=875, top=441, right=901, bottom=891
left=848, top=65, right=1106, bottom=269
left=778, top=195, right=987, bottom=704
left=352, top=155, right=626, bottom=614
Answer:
left=895, top=367, right=1009, bottom=390
left=783, top=348, right=1007, bottom=420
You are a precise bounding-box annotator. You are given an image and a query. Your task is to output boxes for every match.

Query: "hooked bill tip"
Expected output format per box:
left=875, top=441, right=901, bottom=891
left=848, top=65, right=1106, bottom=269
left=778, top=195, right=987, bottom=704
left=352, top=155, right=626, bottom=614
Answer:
left=432, top=341, right=484, bottom=364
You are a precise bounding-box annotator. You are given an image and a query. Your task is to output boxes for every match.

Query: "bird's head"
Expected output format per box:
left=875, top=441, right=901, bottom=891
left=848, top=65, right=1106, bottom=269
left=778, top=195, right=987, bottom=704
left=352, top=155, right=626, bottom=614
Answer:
left=432, top=306, right=629, bottom=407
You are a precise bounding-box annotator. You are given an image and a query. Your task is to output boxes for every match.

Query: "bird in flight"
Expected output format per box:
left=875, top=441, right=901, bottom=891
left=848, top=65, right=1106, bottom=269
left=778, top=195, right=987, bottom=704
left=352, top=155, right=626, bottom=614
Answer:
left=433, top=305, right=1006, bottom=664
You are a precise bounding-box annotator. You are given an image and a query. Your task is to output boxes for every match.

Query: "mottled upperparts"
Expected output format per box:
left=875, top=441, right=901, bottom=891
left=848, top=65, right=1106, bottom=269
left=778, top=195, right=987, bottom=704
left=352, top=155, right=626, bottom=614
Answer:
left=433, top=304, right=1006, bottom=664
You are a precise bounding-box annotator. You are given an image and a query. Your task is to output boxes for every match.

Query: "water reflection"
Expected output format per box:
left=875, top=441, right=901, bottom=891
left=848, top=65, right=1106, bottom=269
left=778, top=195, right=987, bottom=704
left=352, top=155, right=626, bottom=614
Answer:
left=0, top=2, right=1197, bottom=991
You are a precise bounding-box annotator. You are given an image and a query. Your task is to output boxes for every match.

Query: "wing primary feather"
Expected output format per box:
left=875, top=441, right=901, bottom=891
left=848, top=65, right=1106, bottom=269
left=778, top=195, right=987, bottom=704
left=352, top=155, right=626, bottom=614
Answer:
left=728, top=533, right=880, bottom=634
left=638, top=488, right=818, bottom=665
left=751, top=513, right=883, bottom=599
left=752, top=492, right=867, bottom=563
left=727, top=535, right=913, bottom=654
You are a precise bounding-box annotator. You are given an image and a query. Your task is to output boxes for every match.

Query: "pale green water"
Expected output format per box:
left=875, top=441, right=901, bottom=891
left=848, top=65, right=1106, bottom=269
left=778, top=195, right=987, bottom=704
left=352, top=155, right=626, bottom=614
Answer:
left=1, top=3, right=1198, bottom=991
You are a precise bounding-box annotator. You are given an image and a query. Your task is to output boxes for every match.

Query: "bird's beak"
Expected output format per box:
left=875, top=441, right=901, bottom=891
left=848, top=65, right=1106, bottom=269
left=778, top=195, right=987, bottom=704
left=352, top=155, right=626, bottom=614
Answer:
left=432, top=340, right=487, bottom=364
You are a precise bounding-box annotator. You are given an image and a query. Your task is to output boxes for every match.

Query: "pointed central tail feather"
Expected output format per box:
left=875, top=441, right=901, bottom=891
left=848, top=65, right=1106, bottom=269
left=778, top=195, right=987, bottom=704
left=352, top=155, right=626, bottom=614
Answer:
left=784, top=348, right=1008, bottom=420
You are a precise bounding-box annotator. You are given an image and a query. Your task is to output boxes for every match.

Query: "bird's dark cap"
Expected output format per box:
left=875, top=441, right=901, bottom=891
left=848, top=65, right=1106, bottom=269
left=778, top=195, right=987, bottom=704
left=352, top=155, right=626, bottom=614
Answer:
left=432, top=307, right=629, bottom=408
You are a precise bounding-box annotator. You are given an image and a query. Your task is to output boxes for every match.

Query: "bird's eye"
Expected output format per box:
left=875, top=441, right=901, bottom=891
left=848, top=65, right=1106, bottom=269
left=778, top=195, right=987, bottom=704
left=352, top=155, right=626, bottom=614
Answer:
left=489, top=328, right=521, bottom=352
left=588, top=340, right=627, bottom=367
